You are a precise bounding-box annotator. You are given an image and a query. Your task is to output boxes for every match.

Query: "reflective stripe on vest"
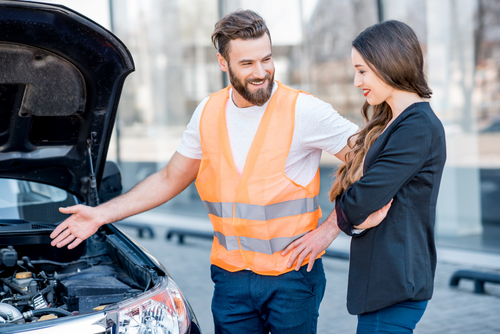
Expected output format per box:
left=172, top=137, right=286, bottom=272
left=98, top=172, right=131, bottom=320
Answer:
left=214, top=229, right=313, bottom=254
left=203, top=195, right=319, bottom=220
left=207, top=195, right=320, bottom=254
left=239, top=233, right=309, bottom=255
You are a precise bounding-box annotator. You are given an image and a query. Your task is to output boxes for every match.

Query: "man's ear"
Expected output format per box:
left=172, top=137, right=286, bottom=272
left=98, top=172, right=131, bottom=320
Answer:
left=217, top=53, right=228, bottom=72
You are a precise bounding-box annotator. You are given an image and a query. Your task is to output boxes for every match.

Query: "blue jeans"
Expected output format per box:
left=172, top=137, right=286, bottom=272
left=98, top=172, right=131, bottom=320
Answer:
left=211, top=259, right=326, bottom=334
left=357, top=300, right=428, bottom=334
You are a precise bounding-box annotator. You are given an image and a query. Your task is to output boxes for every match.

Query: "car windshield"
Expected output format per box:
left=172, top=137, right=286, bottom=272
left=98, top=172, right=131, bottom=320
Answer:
left=0, top=178, right=78, bottom=224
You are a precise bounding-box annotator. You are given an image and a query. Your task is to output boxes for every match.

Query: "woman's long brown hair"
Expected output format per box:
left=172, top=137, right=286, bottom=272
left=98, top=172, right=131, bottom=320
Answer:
left=330, top=20, right=432, bottom=202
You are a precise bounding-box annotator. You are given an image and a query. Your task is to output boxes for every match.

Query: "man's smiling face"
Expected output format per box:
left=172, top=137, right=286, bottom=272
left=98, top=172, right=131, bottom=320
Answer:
left=217, top=34, right=275, bottom=108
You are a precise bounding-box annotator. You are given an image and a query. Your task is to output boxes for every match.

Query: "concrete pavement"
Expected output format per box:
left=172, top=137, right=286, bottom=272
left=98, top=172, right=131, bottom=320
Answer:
left=119, top=211, right=500, bottom=334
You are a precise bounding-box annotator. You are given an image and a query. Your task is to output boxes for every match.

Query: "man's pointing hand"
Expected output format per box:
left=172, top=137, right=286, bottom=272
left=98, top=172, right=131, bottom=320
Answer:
left=50, top=205, right=103, bottom=249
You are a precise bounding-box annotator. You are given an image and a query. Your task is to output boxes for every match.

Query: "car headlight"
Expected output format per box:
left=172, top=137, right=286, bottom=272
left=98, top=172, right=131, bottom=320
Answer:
left=108, top=276, right=190, bottom=334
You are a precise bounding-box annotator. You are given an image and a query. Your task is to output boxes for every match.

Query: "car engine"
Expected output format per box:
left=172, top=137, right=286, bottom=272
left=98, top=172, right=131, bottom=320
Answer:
left=0, top=230, right=147, bottom=326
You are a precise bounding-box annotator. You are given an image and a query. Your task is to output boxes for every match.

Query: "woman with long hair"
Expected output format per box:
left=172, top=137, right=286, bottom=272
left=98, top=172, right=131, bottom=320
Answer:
left=283, top=20, right=446, bottom=333
left=333, top=20, right=446, bottom=333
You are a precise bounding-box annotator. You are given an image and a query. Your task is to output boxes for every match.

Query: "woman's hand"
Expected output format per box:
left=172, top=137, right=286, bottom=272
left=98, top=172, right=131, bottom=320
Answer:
left=354, top=199, right=393, bottom=230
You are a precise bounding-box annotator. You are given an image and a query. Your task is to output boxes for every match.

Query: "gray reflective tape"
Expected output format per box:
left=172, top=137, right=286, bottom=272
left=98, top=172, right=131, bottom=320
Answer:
left=240, top=232, right=308, bottom=254
left=235, top=196, right=319, bottom=221
left=215, top=229, right=318, bottom=254
left=214, top=231, right=309, bottom=254
left=214, top=231, right=239, bottom=251
left=203, top=196, right=319, bottom=220
left=206, top=196, right=320, bottom=253
left=203, top=201, right=233, bottom=218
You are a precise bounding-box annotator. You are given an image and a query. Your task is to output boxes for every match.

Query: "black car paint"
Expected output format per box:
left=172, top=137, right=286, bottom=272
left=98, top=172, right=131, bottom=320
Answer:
left=0, top=0, right=133, bottom=206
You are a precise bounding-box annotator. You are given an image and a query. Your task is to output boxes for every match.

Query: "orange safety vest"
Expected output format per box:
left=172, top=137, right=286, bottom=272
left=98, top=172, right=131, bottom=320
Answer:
left=195, top=81, right=323, bottom=276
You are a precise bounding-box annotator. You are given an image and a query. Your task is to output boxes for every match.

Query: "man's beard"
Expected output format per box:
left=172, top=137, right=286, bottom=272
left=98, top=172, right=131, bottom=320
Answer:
left=228, top=64, right=274, bottom=107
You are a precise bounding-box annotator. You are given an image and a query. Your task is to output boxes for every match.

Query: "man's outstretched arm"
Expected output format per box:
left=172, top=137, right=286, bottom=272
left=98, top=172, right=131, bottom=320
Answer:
left=50, top=152, right=201, bottom=249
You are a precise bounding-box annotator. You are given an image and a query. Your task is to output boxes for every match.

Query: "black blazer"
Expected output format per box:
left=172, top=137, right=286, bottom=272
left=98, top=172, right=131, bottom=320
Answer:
left=335, top=102, right=446, bottom=315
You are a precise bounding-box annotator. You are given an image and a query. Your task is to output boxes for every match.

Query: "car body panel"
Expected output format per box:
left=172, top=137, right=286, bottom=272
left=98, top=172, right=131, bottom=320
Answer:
left=0, top=0, right=134, bottom=205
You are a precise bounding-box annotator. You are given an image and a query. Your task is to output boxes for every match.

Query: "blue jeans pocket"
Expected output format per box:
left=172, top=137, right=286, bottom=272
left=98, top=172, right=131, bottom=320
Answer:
left=295, top=259, right=326, bottom=294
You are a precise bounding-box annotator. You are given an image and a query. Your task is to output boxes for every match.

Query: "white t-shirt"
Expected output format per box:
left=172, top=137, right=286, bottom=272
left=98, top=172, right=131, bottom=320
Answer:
left=177, top=82, right=358, bottom=187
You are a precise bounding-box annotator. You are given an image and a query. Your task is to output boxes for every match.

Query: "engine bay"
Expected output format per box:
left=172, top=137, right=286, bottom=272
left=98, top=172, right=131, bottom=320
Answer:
left=0, top=228, right=153, bottom=327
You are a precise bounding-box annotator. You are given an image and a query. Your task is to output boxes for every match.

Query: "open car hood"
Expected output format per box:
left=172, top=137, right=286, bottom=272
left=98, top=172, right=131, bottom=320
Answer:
left=0, top=1, right=134, bottom=204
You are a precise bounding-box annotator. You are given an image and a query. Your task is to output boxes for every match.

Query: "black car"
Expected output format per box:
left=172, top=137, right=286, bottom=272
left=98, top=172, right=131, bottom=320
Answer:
left=0, top=1, right=201, bottom=333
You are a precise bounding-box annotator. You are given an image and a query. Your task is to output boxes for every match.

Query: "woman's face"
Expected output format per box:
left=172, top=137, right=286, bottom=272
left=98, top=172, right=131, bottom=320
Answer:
left=351, top=48, right=393, bottom=105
